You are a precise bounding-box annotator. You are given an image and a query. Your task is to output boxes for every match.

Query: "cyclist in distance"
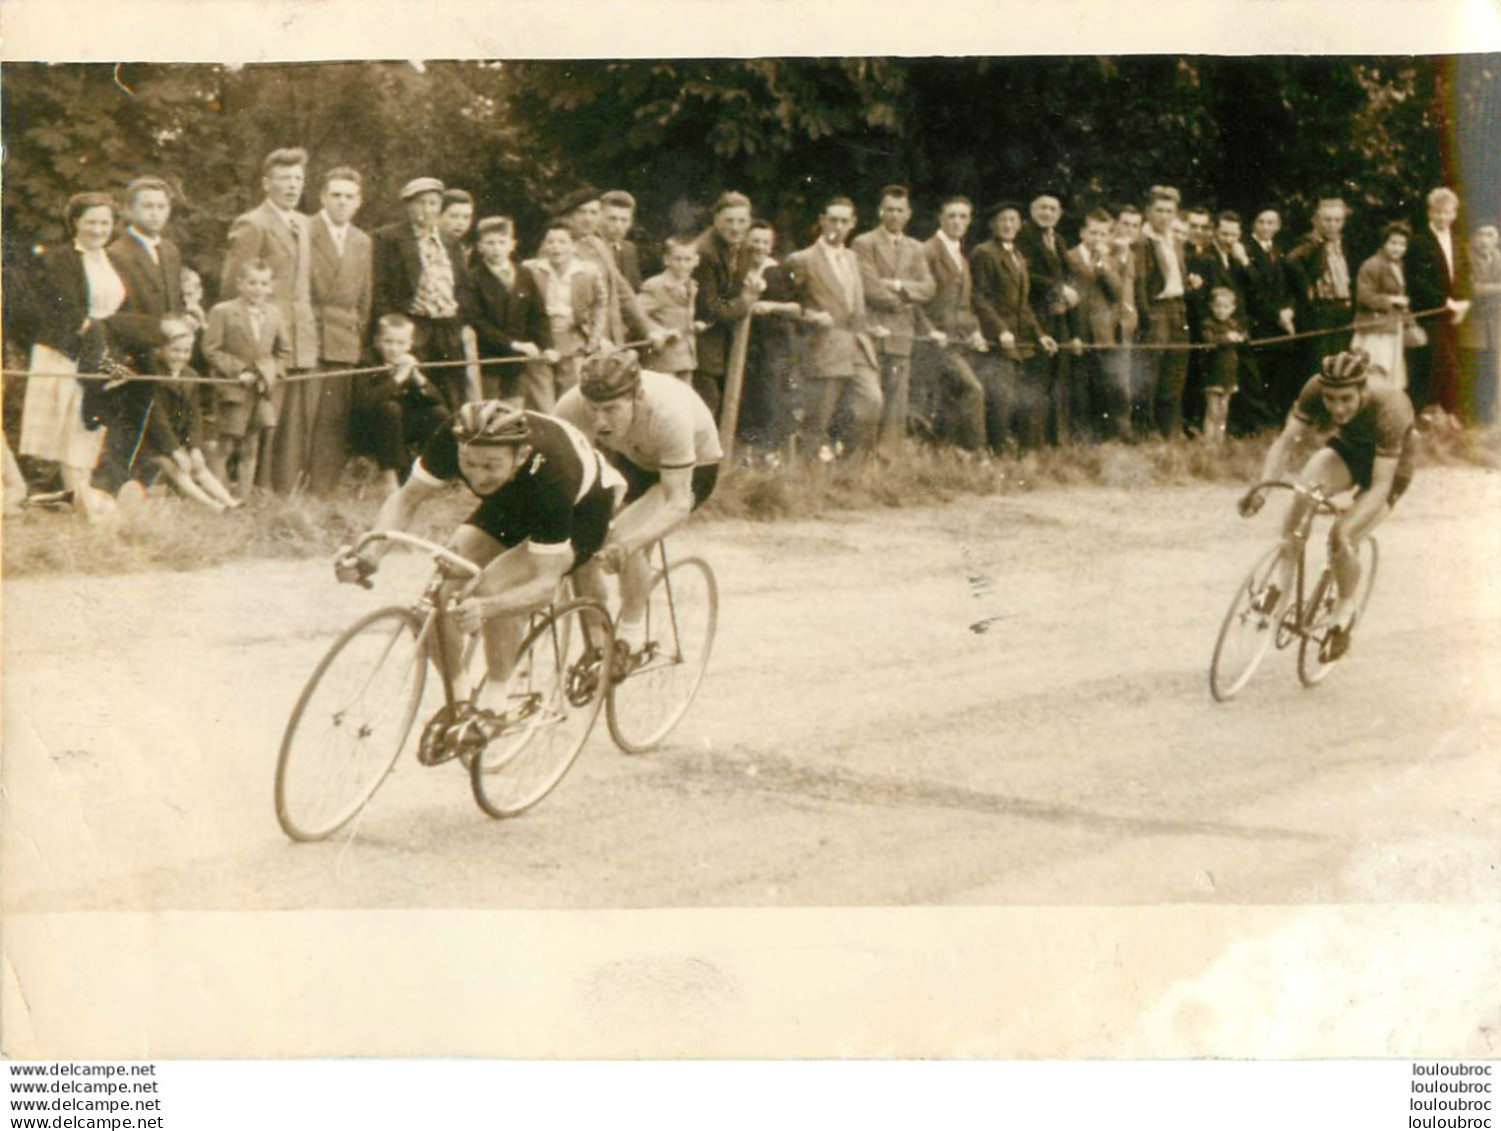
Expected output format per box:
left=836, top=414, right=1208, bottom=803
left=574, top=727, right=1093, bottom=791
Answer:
left=553, top=348, right=722, bottom=656
left=1239, top=348, right=1416, bottom=659
left=335, top=400, right=625, bottom=711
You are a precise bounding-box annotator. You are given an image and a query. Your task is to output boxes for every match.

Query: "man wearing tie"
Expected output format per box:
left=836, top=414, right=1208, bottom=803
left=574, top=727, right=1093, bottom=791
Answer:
left=600, top=190, right=644, bottom=293
left=107, top=176, right=185, bottom=371
left=221, top=147, right=321, bottom=493
left=305, top=166, right=373, bottom=495
left=920, top=196, right=988, bottom=451
left=1017, top=192, right=1082, bottom=443
left=852, top=184, right=937, bottom=449
left=785, top=196, right=885, bottom=457
left=1245, top=207, right=1300, bottom=418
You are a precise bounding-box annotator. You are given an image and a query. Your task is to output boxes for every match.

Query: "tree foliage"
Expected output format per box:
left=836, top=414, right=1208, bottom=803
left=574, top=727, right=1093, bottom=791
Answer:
left=3, top=55, right=1497, bottom=286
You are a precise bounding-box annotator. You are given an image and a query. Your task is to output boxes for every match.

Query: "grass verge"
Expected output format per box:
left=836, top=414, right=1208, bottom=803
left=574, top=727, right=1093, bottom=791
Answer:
left=4, top=427, right=1496, bottom=580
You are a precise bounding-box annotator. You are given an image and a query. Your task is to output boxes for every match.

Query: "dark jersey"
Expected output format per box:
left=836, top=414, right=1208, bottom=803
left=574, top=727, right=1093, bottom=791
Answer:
left=1292, top=378, right=1416, bottom=472
left=413, top=412, right=618, bottom=555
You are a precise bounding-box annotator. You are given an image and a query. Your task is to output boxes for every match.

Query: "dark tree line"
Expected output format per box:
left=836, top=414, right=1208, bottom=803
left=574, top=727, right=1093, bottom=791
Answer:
left=3, top=55, right=1498, bottom=291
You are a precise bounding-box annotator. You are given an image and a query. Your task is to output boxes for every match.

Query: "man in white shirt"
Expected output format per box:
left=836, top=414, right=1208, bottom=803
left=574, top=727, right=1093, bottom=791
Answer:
left=1406, top=185, right=1473, bottom=417
left=304, top=166, right=373, bottom=494
left=221, top=148, right=322, bottom=493
left=920, top=195, right=989, bottom=450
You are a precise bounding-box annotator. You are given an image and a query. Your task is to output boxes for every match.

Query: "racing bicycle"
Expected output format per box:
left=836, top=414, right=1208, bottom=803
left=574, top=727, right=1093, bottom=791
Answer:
left=274, top=530, right=615, bottom=840
left=603, top=540, right=718, bottom=754
left=1209, top=481, right=1380, bottom=702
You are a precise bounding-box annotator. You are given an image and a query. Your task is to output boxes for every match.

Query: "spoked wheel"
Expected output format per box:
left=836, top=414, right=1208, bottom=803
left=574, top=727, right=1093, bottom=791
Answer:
left=469, top=599, right=614, bottom=818
left=1298, top=538, right=1379, bottom=688
left=607, top=555, right=718, bottom=753
left=1209, top=544, right=1289, bottom=702
left=275, top=607, right=428, bottom=842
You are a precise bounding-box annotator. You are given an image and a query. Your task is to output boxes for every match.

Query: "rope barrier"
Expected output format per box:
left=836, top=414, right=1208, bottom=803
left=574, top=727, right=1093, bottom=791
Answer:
left=2, top=339, right=658, bottom=386
left=0, top=301, right=1452, bottom=383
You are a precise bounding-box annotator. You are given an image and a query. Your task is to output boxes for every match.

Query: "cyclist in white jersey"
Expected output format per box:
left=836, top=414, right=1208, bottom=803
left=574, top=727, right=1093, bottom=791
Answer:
left=554, top=349, right=722, bottom=654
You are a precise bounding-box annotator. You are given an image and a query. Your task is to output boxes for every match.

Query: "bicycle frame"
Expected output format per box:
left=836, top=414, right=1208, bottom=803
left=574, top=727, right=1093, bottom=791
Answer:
left=1245, top=479, right=1347, bottom=641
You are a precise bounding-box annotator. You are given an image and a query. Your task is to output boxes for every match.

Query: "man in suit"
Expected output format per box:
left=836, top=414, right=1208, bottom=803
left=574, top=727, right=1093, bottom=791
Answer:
left=1204, top=210, right=1274, bottom=432
left=785, top=196, right=885, bottom=456
left=972, top=200, right=1059, bottom=451
left=557, top=186, right=660, bottom=355
left=693, top=191, right=758, bottom=418
left=372, top=176, right=472, bottom=413
left=1017, top=192, right=1082, bottom=443
left=600, top=190, right=645, bottom=293
left=304, top=166, right=373, bottom=495
left=920, top=195, right=988, bottom=451
left=1405, top=185, right=1473, bottom=417
left=107, top=176, right=185, bottom=370
left=1135, top=185, right=1193, bottom=438
left=221, top=147, right=321, bottom=493
left=1245, top=207, right=1301, bottom=418
left=1285, top=195, right=1357, bottom=385
left=852, top=185, right=937, bottom=449
left=1065, top=208, right=1131, bottom=441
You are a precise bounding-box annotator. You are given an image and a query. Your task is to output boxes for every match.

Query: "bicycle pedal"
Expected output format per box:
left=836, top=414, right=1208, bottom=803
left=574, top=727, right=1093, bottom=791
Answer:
left=417, top=705, right=468, bottom=766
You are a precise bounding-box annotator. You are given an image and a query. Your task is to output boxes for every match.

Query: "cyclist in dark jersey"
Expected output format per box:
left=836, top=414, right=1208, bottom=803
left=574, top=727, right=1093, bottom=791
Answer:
left=335, top=400, right=625, bottom=708
left=1240, top=349, right=1415, bottom=658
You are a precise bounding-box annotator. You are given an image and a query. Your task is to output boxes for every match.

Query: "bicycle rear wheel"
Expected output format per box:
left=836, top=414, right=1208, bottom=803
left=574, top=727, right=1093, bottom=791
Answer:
left=607, top=555, right=718, bottom=753
left=1298, top=538, right=1379, bottom=687
left=469, top=599, right=614, bottom=818
left=275, top=607, right=428, bottom=842
left=1209, top=544, right=1287, bottom=702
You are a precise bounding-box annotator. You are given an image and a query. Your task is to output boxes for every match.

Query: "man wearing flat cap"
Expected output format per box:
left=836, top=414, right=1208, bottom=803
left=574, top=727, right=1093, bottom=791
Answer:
left=558, top=185, right=661, bottom=356
left=970, top=199, right=1059, bottom=451
left=373, top=176, right=474, bottom=413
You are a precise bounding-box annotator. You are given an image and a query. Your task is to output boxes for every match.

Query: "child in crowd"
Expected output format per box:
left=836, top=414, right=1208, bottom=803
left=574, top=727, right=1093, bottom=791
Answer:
left=512, top=221, right=607, bottom=412
left=179, top=266, right=208, bottom=333
left=202, top=258, right=292, bottom=497
left=144, top=318, right=239, bottom=511
left=1199, top=285, right=1246, bottom=445
left=638, top=236, right=705, bottom=380
left=350, top=313, right=449, bottom=495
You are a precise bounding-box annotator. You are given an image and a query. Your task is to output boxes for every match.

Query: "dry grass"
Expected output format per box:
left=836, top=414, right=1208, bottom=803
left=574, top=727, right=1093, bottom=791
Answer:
left=4, top=427, right=1497, bottom=579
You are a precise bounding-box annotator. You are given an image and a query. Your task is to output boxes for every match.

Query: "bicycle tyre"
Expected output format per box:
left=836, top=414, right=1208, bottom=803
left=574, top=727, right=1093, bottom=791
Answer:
left=469, top=598, right=614, bottom=818
left=1209, top=543, right=1287, bottom=703
left=607, top=556, right=718, bottom=753
left=1298, top=537, right=1379, bottom=688
left=275, top=607, right=428, bottom=842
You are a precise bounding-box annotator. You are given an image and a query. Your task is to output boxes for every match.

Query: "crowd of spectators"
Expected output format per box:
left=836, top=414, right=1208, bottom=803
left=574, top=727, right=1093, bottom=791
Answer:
left=5, top=146, right=1499, bottom=521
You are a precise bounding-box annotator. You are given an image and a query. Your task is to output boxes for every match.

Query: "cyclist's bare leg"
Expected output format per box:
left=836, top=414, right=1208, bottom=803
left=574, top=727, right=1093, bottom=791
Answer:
left=615, top=548, right=653, bottom=645
left=1272, top=448, right=1353, bottom=598
left=1328, top=494, right=1388, bottom=627
left=434, top=525, right=503, bottom=700
left=464, top=539, right=571, bottom=711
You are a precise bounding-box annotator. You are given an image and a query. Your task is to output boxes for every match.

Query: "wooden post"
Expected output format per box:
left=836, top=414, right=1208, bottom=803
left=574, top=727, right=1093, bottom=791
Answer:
left=717, top=313, right=753, bottom=466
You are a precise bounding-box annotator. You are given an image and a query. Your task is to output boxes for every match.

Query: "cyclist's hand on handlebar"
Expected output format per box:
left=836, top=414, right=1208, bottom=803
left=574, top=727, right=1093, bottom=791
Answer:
left=453, top=597, right=488, bottom=636
left=1237, top=487, right=1266, bottom=518
left=334, top=545, right=377, bottom=588
left=595, top=542, right=629, bottom=575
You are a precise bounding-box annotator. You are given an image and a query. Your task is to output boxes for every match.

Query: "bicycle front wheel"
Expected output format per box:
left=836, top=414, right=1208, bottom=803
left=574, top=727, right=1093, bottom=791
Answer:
left=469, top=599, right=614, bottom=818
left=275, top=607, right=428, bottom=842
left=1297, top=537, right=1379, bottom=688
left=607, top=556, right=718, bottom=753
left=1209, top=544, right=1287, bottom=703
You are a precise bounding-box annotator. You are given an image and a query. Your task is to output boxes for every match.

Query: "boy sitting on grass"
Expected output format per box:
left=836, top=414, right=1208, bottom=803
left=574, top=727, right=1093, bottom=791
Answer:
left=350, top=313, right=450, bottom=495
left=145, top=318, right=240, bottom=511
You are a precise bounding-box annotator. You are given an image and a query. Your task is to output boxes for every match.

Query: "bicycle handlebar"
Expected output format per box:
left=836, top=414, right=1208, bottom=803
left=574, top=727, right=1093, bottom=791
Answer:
left=1243, top=480, right=1349, bottom=515
left=354, top=530, right=483, bottom=578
